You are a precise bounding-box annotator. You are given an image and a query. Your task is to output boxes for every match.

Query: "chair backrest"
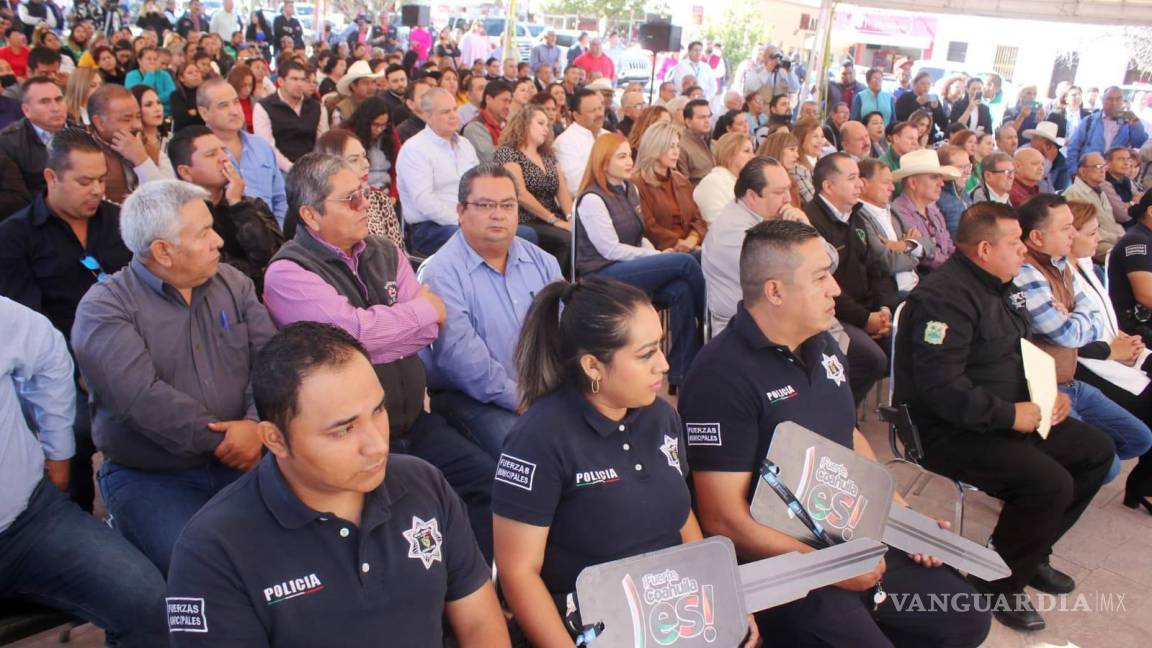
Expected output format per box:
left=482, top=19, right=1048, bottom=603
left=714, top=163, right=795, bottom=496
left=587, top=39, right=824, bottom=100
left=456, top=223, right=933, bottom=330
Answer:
left=883, top=301, right=927, bottom=463
left=887, top=301, right=906, bottom=407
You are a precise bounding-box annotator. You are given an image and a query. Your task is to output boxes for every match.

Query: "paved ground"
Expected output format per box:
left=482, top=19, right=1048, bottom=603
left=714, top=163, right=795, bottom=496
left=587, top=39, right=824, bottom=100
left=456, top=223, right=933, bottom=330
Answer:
left=10, top=401, right=1152, bottom=647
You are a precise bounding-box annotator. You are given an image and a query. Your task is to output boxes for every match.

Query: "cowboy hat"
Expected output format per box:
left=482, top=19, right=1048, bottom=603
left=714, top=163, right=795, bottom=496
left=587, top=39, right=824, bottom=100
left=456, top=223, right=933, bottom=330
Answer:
left=892, top=149, right=962, bottom=181
left=584, top=77, right=613, bottom=92
left=1022, top=121, right=1065, bottom=147
left=337, top=60, right=385, bottom=95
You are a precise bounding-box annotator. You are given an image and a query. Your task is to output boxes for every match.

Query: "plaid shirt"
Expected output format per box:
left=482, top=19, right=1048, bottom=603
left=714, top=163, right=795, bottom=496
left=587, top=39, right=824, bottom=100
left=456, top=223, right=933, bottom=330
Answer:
left=1013, top=256, right=1104, bottom=348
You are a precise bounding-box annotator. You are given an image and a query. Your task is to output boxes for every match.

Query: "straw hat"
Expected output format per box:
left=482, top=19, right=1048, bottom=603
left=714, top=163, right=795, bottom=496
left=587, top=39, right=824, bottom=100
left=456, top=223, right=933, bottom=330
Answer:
left=584, top=77, right=613, bottom=92
left=337, top=60, right=385, bottom=96
left=1022, top=121, right=1065, bottom=147
left=892, top=149, right=962, bottom=181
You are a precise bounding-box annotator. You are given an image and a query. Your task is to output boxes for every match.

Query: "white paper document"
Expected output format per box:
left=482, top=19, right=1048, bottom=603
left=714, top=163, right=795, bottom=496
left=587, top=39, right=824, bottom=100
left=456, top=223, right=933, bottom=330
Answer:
left=1020, top=339, right=1057, bottom=439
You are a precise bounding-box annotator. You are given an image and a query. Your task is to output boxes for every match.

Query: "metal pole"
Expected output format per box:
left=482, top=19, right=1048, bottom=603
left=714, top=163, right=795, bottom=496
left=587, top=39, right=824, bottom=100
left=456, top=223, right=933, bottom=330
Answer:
left=504, top=0, right=518, bottom=61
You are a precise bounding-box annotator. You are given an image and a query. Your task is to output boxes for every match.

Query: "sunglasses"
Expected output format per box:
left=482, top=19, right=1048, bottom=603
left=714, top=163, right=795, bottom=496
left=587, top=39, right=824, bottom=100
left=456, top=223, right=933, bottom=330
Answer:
left=80, top=255, right=108, bottom=282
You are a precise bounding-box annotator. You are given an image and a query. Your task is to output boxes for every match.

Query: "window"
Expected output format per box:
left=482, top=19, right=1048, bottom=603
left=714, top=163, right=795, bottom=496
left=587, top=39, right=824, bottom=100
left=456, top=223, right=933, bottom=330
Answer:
left=799, top=14, right=816, bottom=31
left=946, top=41, right=968, bottom=63
left=993, top=45, right=1019, bottom=82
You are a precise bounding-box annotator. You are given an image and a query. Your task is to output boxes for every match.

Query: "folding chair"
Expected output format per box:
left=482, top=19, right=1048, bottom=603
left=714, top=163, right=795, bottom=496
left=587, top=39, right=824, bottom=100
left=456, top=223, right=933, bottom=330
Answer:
left=881, top=302, right=981, bottom=536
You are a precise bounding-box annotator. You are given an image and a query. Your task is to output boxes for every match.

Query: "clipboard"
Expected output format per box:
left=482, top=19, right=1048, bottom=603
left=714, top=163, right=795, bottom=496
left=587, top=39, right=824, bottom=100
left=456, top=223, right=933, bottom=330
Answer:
left=1021, top=339, right=1057, bottom=439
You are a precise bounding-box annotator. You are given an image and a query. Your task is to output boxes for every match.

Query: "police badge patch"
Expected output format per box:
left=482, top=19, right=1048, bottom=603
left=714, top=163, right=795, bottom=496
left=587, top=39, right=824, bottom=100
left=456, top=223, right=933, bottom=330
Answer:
left=659, top=435, right=682, bottom=474
left=402, top=516, right=444, bottom=569
left=924, top=321, right=948, bottom=345
left=821, top=353, right=846, bottom=387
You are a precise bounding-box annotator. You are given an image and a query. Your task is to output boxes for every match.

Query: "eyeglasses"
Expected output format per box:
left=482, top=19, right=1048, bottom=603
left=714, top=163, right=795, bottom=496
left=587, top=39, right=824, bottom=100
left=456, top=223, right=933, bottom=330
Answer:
left=987, top=168, right=1016, bottom=176
left=1087, top=163, right=1108, bottom=171
left=464, top=200, right=518, bottom=213
left=325, top=188, right=368, bottom=205
left=80, top=255, right=108, bottom=282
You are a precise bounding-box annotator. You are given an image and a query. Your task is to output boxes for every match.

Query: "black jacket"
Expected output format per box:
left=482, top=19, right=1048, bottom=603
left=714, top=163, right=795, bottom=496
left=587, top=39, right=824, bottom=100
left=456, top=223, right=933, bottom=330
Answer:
left=170, top=84, right=205, bottom=132
left=0, top=119, right=50, bottom=219
left=135, top=12, right=172, bottom=38
left=947, top=96, right=993, bottom=134
left=895, top=92, right=949, bottom=142
left=207, top=197, right=284, bottom=295
left=803, top=197, right=898, bottom=329
left=894, top=253, right=1029, bottom=438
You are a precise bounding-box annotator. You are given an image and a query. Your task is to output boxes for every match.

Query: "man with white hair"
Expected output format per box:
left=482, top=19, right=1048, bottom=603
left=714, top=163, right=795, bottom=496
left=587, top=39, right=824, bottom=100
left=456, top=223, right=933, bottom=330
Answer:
left=71, top=179, right=277, bottom=575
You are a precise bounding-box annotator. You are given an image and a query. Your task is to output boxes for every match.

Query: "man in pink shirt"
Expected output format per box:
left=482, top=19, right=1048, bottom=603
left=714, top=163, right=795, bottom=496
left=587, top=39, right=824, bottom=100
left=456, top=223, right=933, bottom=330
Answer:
left=572, top=36, right=615, bottom=82
left=263, top=152, right=498, bottom=563
left=409, top=25, right=432, bottom=62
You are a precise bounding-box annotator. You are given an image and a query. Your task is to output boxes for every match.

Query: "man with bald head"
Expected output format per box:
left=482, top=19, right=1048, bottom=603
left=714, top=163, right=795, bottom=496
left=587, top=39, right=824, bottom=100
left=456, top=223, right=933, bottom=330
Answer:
left=1010, top=148, right=1045, bottom=208
left=839, top=120, right=871, bottom=160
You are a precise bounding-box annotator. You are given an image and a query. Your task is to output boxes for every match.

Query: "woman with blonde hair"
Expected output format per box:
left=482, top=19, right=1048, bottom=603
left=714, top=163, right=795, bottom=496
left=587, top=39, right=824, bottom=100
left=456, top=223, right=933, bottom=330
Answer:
left=494, top=104, right=573, bottom=270
left=633, top=121, right=708, bottom=253
left=694, top=132, right=756, bottom=223
left=758, top=130, right=803, bottom=207
left=627, top=105, right=671, bottom=156
left=64, top=67, right=103, bottom=125
left=790, top=117, right=826, bottom=203
left=572, top=132, right=704, bottom=392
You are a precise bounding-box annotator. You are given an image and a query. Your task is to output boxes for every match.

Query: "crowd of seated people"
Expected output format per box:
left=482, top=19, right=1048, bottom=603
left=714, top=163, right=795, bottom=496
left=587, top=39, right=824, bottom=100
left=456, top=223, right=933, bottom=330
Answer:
left=2, top=5, right=1151, bottom=644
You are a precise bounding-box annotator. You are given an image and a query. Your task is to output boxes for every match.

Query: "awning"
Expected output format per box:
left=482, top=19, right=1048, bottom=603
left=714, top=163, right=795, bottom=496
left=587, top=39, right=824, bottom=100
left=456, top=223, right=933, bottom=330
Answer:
left=831, top=12, right=937, bottom=49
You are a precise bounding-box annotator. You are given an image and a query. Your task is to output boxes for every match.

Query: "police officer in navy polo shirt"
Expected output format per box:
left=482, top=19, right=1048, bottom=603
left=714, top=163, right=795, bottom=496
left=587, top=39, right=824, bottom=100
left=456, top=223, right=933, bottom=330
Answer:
left=165, top=323, right=509, bottom=647
left=679, top=220, right=990, bottom=648
left=492, top=277, right=759, bottom=646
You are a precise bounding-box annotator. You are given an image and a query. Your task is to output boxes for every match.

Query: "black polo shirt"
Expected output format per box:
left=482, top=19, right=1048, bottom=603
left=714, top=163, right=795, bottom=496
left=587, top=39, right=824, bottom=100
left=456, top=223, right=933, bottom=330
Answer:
left=165, top=453, right=490, bottom=647
left=679, top=304, right=856, bottom=496
left=492, top=387, right=691, bottom=596
left=0, top=193, right=131, bottom=341
left=1108, top=221, right=1152, bottom=326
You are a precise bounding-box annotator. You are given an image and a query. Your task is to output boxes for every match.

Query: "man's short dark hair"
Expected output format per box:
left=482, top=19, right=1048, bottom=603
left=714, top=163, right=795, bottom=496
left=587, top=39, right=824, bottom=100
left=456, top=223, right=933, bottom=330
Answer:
left=19, top=75, right=59, bottom=103
left=740, top=219, right=823, bottom=304
left=481, top=79, right=511, bottom=108
left=87, top=83, right=134, bottom=120
left=981, top=152, right=1012, bottom=178
left=1017, top=194, right=1068, bottom=239
left=167, top=125, right=214, bottom=174
left=1105, top=146, right=1129, bottom=161
left=858, top=157, right=888, bottom=180
left=45, top=127, right=103, bottom=174
left=28, top=47, right=61, bottom=72
left=688, top=40, right=702, bottom=50
left=1078, top=151, right=1105, bottom=169
left=889, top=121, right=917, bottom=138
left=734, top=156, right=782, bottom=199
left=684, top=98, right=709, bottom=121
left=279, top=59, right=307, bottom=78
left=813, top=152, right=852, bottom=196
left=385, top=63, right=405, bottom=78
left=485, top=56, right=498, bottom=66
left=865, top=68, right=882, bottom=83
left=956, top=201, right=1018, bottom=249
left=571, top=87, right=598, bottom=113
left=253, top=322, right=372, bottom=438
left=770, top=94, right=789, bottom=111
left=457, top=161, right=516, bottom=204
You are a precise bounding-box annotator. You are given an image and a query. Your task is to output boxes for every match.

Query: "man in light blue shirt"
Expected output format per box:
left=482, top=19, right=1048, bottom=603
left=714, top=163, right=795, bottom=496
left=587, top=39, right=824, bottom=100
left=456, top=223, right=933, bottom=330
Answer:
left=198, top=78, right=289, bottom=226
left=419, top=163, right=561, bottom=458
left=0, top=296, right=168, bottom=646
left=529, top=28, right=561, bottom=76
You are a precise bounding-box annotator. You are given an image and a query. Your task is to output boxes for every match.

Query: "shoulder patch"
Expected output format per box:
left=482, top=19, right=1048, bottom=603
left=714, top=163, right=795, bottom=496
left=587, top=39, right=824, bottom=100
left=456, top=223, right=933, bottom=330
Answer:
left=1125, top=244, right=1148, bottom=257
left=686, top=422, right=722, bottom=446
left=924, top=321, right=948, bottom=345
left=495, top=454, right=536, bottom=491
left=167, top=597, right=208, bottom=633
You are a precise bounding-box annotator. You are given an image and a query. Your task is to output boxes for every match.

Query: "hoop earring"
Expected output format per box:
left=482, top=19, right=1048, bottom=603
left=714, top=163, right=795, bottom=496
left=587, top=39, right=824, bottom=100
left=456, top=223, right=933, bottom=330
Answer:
left=590, top=378, right=600, bottom=394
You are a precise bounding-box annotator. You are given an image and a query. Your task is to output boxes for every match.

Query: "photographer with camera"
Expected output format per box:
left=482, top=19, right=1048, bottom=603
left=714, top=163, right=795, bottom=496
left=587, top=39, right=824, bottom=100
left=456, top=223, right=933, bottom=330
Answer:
left=895, top=71, right=948, bottom=143
left=735, top=45, right=794, bottom=103
left=1067, top=86, right=1149, bottom=171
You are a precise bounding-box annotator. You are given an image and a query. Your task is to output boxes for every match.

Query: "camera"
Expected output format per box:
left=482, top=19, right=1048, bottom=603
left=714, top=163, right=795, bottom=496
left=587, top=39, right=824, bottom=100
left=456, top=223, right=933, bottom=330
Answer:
left=770, top=52, right=783, bottom=60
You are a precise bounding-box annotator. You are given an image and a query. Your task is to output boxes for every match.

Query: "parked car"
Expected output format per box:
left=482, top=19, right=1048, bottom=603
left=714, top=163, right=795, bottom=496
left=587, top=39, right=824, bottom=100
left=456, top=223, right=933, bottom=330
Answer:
left=616, top=47, right=654, bottom=88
